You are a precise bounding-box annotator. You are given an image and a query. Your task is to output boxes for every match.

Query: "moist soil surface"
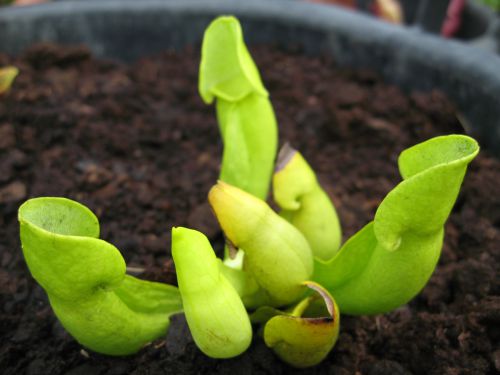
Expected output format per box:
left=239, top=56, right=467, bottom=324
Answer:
left=0, top=44, right=499, bottom=375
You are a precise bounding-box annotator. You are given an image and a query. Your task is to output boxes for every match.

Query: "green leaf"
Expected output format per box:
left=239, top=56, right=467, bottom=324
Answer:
left=314, top=221, right=375, bottom=292
left=209, top=181, right=313, bottom=307
left=18, top=197, right=182, bottom=355
left=273, top=144, right=342, bottom=260
left=314, top=135, right=479, bottom=315
left=219, top=260, right=272, bottom=309
left=262, top=281, right=340, bottom=368
left=216, top=94, right=277, bottom=199
left=171, top=227, right=252, bottom=358
left=199, top=16, right=277, bottom=200
left=199, top=16, right=267, bottom=104
left=0, top=66, right=18, bottom=94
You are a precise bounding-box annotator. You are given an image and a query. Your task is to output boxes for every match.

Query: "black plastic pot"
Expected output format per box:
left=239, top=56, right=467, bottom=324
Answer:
left=408, top=0, right=500, bottom=52
left=459, top=0, right=500, bottom=52
left=1, top=0, right=499, bottom=155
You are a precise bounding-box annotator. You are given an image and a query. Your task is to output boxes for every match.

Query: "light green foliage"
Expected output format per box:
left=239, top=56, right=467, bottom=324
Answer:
left=480, top=0, right=500, bottom=11
left=273, top=144, right=342, bottom=261
left=314, top=135, right=479, bottom=315
left=199, top=16, right=277, bottom=200
left=218, top=261, right=272, bottom=309
left=0, top=66, right=19, bottom=94
left=208, top=181, right=313, bottom=307
left=171, top=227, right=252, bottom=358
left=18, top=197, right=182, bottom=355
left=255, top=281, right=340, bottom=368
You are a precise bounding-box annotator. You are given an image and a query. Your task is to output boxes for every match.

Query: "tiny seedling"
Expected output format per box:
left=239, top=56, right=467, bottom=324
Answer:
left=199, top=15, right=277, bottom=200
left=274, top=143, right=342, bottom=260
left=171, top=227, right=252, bottom=358
left=209, top=181, right=314, bottom=307
left=18, top=198, right=182, bottom=355
left=18, top=15, right=480, bottom=369
left=250, top=280, right=340, bottom=368
left=0, top=66, right=18, bottom=94
left=313, top=134, right=479, bottom=314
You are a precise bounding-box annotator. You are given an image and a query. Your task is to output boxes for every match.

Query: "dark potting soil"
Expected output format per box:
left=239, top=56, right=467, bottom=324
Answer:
left=0, top=43, right=498, bottom=375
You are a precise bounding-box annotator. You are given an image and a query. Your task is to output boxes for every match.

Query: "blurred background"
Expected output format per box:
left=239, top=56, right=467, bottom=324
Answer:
left=2, top=0, right=499, bottom=53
